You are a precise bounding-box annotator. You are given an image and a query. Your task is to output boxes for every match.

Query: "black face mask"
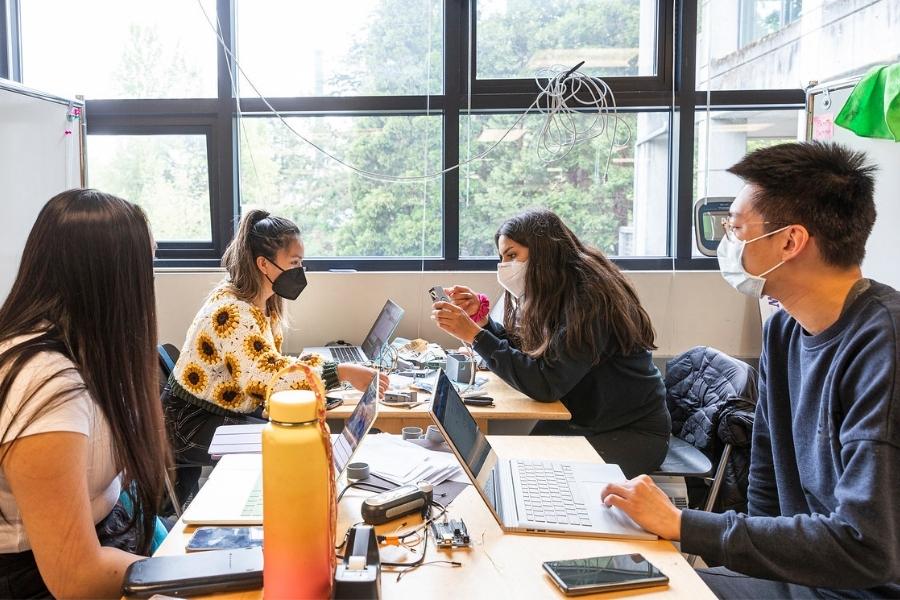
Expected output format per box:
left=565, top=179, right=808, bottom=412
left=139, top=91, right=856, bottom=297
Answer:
left=264, top=259, right=307, bottom=300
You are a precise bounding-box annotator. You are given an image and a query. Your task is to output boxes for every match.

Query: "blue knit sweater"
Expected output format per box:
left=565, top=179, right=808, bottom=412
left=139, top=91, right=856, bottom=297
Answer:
left=682, top=280, right=900, bottom=597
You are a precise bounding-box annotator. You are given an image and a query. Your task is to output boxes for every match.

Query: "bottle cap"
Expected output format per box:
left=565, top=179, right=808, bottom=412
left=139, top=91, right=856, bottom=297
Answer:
left=268, top=389, right=318, bottom=424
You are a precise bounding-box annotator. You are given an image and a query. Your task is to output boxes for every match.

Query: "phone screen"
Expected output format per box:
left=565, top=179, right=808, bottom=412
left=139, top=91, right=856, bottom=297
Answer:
left=543, top=554, right=668, bottom=594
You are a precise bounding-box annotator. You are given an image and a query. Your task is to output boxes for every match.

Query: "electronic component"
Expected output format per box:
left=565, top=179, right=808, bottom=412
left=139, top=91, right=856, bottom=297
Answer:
left=361, top=482, right=433, bottom=526
left=446, top=352, right=473, bottom=383
left=430, top=518, right=471, bottom=548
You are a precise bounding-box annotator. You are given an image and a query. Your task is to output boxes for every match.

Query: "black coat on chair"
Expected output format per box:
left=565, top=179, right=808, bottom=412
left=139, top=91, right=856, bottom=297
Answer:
left=664, top=346, right=758, bottom=513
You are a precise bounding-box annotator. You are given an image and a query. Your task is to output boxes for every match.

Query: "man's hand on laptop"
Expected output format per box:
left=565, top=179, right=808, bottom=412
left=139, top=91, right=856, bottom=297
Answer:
left=599, top=475, right=682, bottom=541
left=338, top=364, right=389, bottom=395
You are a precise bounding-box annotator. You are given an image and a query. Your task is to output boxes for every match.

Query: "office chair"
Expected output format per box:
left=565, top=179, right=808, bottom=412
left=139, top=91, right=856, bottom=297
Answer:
left=157, top=343, right=184, bottom=517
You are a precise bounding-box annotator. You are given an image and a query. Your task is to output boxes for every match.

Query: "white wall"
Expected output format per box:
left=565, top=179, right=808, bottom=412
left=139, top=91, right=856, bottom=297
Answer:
left=155, top=270, right=764, bottom=361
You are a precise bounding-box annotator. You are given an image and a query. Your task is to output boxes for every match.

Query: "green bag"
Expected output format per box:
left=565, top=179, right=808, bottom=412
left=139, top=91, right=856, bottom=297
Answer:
left=834, top=63, right=900, bottom=141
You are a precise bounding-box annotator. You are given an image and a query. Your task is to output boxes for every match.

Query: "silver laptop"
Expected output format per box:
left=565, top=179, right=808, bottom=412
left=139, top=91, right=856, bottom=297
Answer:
left=182, top=379, right=380, bottom=525
left=428, top=370, right=655, bottom=540
left=305, top=299, right=404, bottom=364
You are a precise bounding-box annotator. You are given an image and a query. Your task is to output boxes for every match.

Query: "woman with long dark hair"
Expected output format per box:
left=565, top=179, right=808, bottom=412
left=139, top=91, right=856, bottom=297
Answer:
left=163, top=209, right=388, bottom=504
left=0, top=190, right=169, bottom=597
left=433, top=209, right=669, bottom=477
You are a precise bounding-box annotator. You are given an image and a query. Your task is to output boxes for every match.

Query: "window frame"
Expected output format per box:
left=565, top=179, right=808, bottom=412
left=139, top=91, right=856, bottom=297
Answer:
left=3, top=0, right=806, bottom=271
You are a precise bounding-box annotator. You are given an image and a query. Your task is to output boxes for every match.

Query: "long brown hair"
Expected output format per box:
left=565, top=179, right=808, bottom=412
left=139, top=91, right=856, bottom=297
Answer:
left=221, top=210, right=301, bottom=321
left=496, top=209, right=656, bottom=362
left=0, top=189, right=168, bottom=554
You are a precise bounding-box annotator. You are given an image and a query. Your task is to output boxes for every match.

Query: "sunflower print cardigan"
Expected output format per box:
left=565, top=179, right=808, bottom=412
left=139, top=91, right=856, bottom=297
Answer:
left=170, top=286, right=340, bottom=413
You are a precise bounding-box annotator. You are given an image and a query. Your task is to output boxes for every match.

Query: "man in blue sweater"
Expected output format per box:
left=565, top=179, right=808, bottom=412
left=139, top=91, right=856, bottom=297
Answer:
left=601, top=141, right=899, bottom=598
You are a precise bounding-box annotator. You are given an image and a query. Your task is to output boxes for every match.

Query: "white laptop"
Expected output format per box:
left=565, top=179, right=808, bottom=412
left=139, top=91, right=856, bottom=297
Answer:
left=305, top=299, right=403, bottom=364
left=181, top=379, right=380, bottom=525
left=428, top=370, right=655, bottom=541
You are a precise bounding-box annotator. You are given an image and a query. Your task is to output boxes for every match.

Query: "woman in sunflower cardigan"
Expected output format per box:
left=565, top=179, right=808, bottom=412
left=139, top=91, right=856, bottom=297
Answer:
left=163, top=211, right=388, bottom=505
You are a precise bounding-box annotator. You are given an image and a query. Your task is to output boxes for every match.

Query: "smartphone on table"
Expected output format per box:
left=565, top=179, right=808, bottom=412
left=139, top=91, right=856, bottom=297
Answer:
left=542, top=553, right=668, bottom=595
left=121, top=547, right=262, bottom=597
left=186, top=526, right=263, bottom=552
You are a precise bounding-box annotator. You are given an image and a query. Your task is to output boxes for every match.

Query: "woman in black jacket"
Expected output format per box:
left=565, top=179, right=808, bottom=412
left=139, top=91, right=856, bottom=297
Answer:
left=433, top=209, right=670, bottom=477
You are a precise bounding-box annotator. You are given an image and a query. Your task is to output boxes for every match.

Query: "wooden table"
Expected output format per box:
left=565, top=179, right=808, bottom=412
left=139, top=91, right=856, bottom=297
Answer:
left=326, top=371, right=570, bottom=434
left=156, top=436, right=713, bottom=599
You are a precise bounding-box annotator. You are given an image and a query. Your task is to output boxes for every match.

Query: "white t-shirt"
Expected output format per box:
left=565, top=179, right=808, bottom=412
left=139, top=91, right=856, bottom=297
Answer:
left=0, top=335, right=120, bottom=553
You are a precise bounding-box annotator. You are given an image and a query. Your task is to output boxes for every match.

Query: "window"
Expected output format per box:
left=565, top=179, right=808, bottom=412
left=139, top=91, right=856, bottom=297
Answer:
left=236, top=0, right=443, bottom=97
left=20, top=0, right=217, bottom=99
left=14, top=0, right=889, bottom=269
left=88, top=134, right=213, bottom=242
left=459, top=111, right=670, bottom=258
left=476, top=0, right=658, bottom=79
left=239, top=115, right=442, bottom=258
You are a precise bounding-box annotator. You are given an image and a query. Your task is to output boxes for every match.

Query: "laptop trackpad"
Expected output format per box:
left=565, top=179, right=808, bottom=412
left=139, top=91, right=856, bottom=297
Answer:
left=579, top=481, right=655, bottom=539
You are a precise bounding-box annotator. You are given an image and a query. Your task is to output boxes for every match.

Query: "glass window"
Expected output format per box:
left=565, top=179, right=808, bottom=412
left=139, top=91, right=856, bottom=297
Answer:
left=88, top=135, right=213, bottom=242
left=692, top=108, right=802, bottom=255
left=20, top=0, right=218, bottom=99
left=476, top=0, right=658, bottom=80
left=459, top=111, right=670, bottom=258
left=239, top=115, right=442, bottom=258
left=697, top=0, right=899, bottom=90
left=236, top=0, right=443, bottom=97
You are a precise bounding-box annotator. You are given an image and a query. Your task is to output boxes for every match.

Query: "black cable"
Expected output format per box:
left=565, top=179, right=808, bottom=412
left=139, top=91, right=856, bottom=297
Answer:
left=336, top=481, right=391, bottom=504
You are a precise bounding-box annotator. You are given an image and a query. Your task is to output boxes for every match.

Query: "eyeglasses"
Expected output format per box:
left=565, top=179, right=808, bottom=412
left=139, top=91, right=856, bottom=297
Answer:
left=720, top=217, right=790, bottom=242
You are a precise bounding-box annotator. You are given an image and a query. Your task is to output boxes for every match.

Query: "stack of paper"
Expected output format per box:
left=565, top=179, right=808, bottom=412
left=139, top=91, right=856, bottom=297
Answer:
left=353, top=434, right=468, bottom=486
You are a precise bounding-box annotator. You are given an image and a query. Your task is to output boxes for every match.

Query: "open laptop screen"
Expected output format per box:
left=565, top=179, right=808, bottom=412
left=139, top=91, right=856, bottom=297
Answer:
left=431, top=370, right=503, bottom=516
left=361, top=300, right=404, bottom=361
left=332, top=378, right=378, bottom=475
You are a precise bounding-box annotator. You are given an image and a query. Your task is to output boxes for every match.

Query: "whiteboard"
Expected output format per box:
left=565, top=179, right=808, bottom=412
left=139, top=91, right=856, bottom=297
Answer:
left=0, top=80, right=84, bottom=301
left=808, top=78, right=900, bottom=290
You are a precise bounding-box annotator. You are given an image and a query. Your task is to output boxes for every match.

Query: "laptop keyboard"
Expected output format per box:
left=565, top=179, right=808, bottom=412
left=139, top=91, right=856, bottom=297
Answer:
left=241, top=476, right=263, bottom=519
left=331, top=346, right=363, bottom=363
left=515, top=460, right=592, bottom=527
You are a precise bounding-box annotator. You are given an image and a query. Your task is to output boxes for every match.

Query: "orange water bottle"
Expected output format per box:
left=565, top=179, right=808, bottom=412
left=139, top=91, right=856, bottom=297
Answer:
left=263, top=364, right=336, bottom=599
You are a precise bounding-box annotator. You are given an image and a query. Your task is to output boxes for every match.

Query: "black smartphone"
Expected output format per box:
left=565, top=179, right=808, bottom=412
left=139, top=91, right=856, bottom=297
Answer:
left=462, top=396, right=494, bottom=407
left=325, top=395, right=344, bottom=410
left=542, top=554, right=668, bottom=596
left=428, top=285, right=451, bottom=303
left=121, top=548, right=263, bottom=598
left=185, top=527, right=263, bottom=552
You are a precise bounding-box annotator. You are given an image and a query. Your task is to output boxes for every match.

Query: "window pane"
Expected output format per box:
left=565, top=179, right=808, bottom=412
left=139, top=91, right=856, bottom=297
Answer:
left=88, top=135, right=212, bottom=242
left=477, top=0, right=657, bottom=79
left=459, top=111, right=670, bottom=258
left=697, top=0, right=899, bottom=90
left=240, top=116, right=442, bottom=257
left=692, top=109, right=802, bottom=255
left=237, top=0, right=443, bottom=97
left=20, top=0, right=218, bottom=99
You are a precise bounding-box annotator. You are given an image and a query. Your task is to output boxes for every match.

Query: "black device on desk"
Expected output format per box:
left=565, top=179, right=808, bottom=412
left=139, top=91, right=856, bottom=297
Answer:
left=121, top=548, right=262, bottom=597
left=325, top=395, right=344, bottom=410
left=462, top=395, right=493, bottom=407
left=334, top=524, right=381, bottom=599
left=542, top=553, right=668, bottom=595
left=361, top=481, right=433, bottom=525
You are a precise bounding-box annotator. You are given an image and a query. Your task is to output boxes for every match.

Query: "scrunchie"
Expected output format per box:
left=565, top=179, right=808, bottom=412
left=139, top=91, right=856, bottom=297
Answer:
left=470, top=293, right=491, bottom=322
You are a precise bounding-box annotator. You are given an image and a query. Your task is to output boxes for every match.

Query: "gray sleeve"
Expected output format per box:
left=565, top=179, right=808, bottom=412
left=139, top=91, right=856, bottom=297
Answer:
left=681, top=441, right=900, bottom=589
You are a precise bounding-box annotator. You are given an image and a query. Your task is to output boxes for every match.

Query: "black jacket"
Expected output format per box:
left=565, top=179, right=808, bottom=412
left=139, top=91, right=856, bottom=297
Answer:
left=664, top=346, right=758, bottom=512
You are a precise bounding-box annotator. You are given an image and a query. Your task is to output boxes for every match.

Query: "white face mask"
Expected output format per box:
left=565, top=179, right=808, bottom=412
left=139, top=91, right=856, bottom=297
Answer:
left=497, top=260, right=527, bottom=299
left=717, top=225, right=790, bottom=298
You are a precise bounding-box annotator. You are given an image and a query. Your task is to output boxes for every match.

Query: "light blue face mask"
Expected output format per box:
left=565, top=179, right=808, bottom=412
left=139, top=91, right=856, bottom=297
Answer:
left=716, top=225, right=791, bottom=298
